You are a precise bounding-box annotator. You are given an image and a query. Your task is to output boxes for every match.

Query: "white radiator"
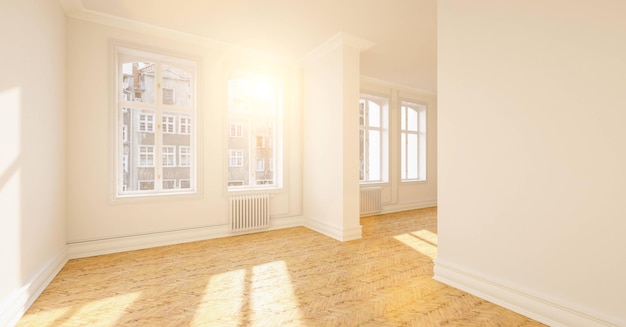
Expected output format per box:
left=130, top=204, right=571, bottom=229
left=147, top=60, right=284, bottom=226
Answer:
left=360, top=187, right=382, bottom=216
left=229, top=194, right=271, bottom=232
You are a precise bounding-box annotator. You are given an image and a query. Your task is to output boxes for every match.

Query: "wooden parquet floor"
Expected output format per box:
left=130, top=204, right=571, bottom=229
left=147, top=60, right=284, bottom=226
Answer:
left=17, top=208, right=545, bottom=326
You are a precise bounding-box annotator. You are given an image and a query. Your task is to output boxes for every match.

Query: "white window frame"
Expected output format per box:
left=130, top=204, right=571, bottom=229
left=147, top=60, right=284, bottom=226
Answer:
left=113, top=44, right=198, bottom=199
left=162, top=145, right=176, bottom=167
left=360, top=93, right=389, bottom=184
left=400, top=100, right=427, bottom=182
left=229, top=149, right=244, bottom=167
left=162, top=114, right=176, bottom=134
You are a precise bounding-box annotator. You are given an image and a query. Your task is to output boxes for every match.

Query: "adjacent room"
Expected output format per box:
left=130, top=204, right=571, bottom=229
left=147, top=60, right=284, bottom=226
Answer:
left=1, top=0, right=625, bottom=326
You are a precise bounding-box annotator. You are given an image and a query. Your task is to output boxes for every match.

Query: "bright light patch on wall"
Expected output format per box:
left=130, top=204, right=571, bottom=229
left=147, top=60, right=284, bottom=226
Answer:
left=0, top=87, right=20, bottom=173
left=0, top=87, right=21, bottom=297
left=394, top=229, right=438, bottom=259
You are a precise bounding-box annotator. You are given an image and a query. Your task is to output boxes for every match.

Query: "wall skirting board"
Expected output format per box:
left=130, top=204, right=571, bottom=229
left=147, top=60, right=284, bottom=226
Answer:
left=303, top=218, right=362, bottom=242
left=433, top=260, right=623, bottom=327
left=381, top=200, right=437, bottom=215
left=0, top=248, right=68, bottom=327
left=68, top=216, right=304, bottom=259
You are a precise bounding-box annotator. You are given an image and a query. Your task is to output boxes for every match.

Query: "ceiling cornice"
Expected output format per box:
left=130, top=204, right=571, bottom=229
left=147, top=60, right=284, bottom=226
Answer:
left=56, top=0, right=295, bottom=63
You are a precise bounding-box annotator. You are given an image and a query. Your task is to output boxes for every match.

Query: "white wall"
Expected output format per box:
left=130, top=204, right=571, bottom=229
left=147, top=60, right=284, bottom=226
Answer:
left=0, top=0, right=67, bottom=325
left=436, top=1, right=626, bottom=326
left=301, top=35, right=363, bottom=241
left=65, top=17, right=302, bottom=249
left=360, top=78, right=437, bottom=213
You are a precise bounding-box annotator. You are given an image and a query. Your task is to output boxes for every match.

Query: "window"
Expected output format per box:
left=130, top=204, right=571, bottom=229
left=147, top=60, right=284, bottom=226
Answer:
left=115, top=45, right=196, bottom=197
left=401, top=101, right=426, bottom=181
left=229, top=150, right=244, bottom=167
left=256, top=158, right=265, bottom=171
left=179, top=146, right=191, bottom=167
left=162, top=114, right=176, bottom=134
left=138, top=145, right=155, bottom=167
left=229, top=123, right=243, bottom=138
left=162, top=146, right=176, bottom=167
left=163, top=88, right=175, bottom=105
left=359, top=94, right=389, bottom=183
left=138, top=113, right=155, bottom=133
left=227, top=72, right=282, bottom=190
left=179, top=115, right=191, bottom=134
left=163, top=179, right=176, bottom=190
left=122, top=154, right=128, bottom=173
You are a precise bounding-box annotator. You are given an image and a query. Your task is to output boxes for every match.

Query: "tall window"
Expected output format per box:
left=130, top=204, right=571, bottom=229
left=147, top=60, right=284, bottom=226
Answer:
left=360, top=94, right=389, bottom=183
left=115, top=46, right=196, bottom=197
left=227, top=72, right=282, bottom=190
left=401, top=101, right=426, bottom=181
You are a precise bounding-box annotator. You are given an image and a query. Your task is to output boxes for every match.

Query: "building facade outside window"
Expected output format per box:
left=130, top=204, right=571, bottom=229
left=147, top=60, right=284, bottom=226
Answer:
left=227, top=72, right=282, bottom=190
left=115, top=45, right=196, bottom=197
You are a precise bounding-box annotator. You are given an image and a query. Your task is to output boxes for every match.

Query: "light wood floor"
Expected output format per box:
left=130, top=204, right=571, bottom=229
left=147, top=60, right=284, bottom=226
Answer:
left=18, top=208, right=544, bottom=326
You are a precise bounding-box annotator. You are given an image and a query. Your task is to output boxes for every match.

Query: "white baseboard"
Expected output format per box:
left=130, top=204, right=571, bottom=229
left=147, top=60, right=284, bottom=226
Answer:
left=68, top=216, right=305, bottom=259
left=381, top=200, right=437, bottom=214
left=303, top=217, right=362, bottom=242
left=434, top=259, right=623, bottom=327
left=0, top=247, right=68, bottom=327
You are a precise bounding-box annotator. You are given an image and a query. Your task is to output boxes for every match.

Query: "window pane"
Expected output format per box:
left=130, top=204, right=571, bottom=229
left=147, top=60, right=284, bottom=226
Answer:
left=163, top=112, right=191, bottom=190
left=162, top=65, right=191, bottom=107
left=121, top=62, right=155, bottom=103
left=401, top=133, right=407, bottom=180
left=121, top=108, right=156, bottom=193
left=407, top=107, right=418, bottom=131
left=359, top=129, right=365, bottom=181
left=368, top=100, right=380, bottom=127
left=401, top=106, right=407, bottom=130
left=368, top=130, right=381, bottom=181
left=407, top=133, right=418, bottom=179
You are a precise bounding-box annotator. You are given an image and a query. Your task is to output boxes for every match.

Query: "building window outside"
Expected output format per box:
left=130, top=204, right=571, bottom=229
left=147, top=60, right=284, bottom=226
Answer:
left=179, top=146, right=191, bottom=167
left=229, top=150, right=244, bottom=167
left=116, top=45, right=196, bottom=197
left=256, top=158, right=265, bottom=171
left=229, top=122, right=243, bottom=138
left=138, top=113, right=155, bottom=133
left=401, top=101, right=426, bottom=181
left=179, top=115, right=191, bottom=134
left=360, top=94, right=389, bottom=183
left=138, top=145, right=155, bottom=167
left=162, top=146, right=176, bottom=167
left=162, top=114, right=176, bottom=134
left=163, top=88, right=175, bottom=105
left=227, top=72, right=282, bottom=190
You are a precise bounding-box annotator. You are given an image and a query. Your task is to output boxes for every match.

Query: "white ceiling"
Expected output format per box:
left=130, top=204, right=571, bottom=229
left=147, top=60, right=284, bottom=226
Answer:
left=80, top=0, right=437, bottom=93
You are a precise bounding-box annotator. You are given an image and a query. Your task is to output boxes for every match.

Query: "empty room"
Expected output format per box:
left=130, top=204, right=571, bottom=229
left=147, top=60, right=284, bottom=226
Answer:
left=1, top=0, right=625, bottom=326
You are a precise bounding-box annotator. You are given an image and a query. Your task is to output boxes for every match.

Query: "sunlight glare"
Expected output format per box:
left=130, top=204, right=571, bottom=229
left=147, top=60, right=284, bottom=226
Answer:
left=191, top=269, right=246, bottom=326
left=394, top=229, right=438, bottom=259
left=251, top=261, right=302, bottom=325
left=63, top=292, right=142, bottom=327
